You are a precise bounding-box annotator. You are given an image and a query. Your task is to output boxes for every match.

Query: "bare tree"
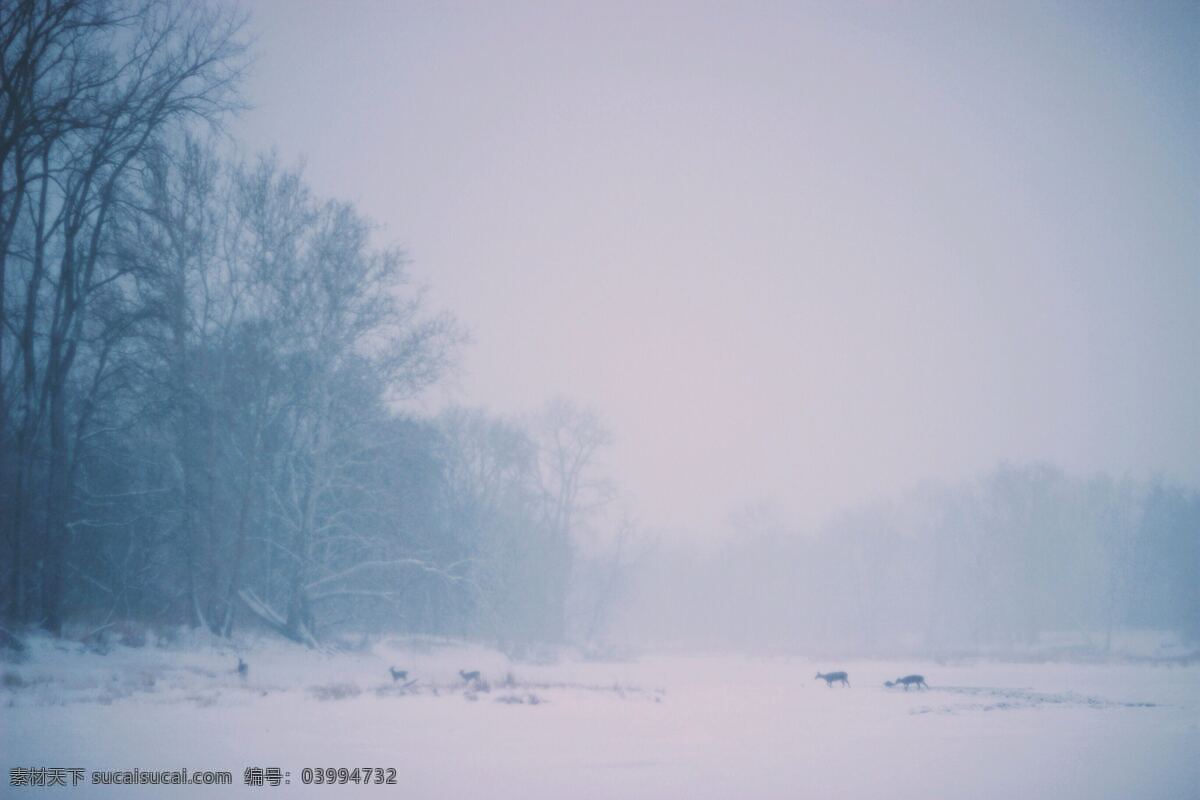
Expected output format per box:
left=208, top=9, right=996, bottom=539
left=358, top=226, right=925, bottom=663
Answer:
left=1, top=0, right=247, bottom=632
left=224, top=157, right=460, bottom=645
left=531, top=397, right=613, bottom=641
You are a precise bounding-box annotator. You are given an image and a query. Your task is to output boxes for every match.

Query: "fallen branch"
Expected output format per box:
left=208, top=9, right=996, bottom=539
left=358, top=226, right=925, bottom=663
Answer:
left=237, top=589, right=319, bottom=648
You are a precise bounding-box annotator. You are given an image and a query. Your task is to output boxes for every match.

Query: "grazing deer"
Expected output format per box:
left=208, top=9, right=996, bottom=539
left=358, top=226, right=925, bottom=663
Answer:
left=886, top=674, right=928, bottom=690
left=236, top=658, right=248, bottom=679
left=389, top=667, right=408, bottom=682
left=459, top=669, right=481, bottom=684
left=815, top=671, right=850, bottom=687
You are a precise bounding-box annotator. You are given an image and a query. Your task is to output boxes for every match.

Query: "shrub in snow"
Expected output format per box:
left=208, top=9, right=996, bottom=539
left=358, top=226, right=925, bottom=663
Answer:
left=310, top=683, right=362, bottom=701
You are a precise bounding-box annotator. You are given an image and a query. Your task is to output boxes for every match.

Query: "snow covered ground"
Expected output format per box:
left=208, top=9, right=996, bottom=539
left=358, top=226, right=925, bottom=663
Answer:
left=3, top=634, right=1198, bottom=799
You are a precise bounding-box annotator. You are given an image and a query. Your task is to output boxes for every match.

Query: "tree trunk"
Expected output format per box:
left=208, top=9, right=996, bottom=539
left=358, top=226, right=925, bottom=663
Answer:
left=42, top=380, right=69, bottom=635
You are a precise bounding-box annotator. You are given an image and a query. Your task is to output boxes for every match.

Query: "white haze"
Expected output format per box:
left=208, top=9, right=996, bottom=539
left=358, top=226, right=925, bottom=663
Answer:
left=233, top=0, right=1198, bottom=536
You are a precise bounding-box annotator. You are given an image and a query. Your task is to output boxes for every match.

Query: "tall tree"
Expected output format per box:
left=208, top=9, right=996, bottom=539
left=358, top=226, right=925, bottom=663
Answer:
left=532, top=398, right=612, bottom=640
left=1, top=0, right=247, bottom=632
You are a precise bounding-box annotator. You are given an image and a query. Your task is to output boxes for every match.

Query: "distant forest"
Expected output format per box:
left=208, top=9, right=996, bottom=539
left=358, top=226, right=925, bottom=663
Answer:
left=620, top=465, right=1200, bottom=654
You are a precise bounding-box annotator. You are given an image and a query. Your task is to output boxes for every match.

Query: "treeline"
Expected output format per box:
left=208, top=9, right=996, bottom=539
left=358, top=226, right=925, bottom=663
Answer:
left=617, top=464, right=1200, bottom=654
left=0, top=0, right=617, bottom=646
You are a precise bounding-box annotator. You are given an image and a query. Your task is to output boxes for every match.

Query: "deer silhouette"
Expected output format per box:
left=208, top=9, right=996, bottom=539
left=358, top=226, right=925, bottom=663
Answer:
left=236, top=658, right=248, bottom=679
left=459, top=669, right=481, bottom=684
left=815, top=671, right=849, bottom=687
left=389, top=667, right=408, bottom=682
left=885, top=674, right=928, bottom=690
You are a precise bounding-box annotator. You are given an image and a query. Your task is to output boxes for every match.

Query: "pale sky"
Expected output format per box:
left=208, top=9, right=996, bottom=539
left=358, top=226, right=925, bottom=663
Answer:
left=232, top=0, right=1199, bottom=535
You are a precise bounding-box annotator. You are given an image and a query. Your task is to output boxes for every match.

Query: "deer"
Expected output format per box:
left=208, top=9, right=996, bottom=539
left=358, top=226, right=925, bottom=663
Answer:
left=459, top=669, right=481, bottom=684
left=236, top=658, right=248, bottom=679
left=389, top=667, right=408, bottom=682
left=815, top=670, right=850, bottom=687
left=885, top=674, right=928, bottom=690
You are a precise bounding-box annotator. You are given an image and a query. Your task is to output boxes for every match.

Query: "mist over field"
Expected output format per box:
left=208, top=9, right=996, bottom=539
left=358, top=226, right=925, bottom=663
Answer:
left=1, top=1, right=1198, bottom=798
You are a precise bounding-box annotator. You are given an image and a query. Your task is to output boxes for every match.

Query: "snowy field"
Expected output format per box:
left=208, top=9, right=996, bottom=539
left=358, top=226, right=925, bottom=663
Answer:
left=3, top=635, right=1198, bottom=799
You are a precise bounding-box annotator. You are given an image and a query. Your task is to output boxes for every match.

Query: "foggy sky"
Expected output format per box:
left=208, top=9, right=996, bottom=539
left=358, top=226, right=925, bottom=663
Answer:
left=232, top=0, right=1199, bottom=535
